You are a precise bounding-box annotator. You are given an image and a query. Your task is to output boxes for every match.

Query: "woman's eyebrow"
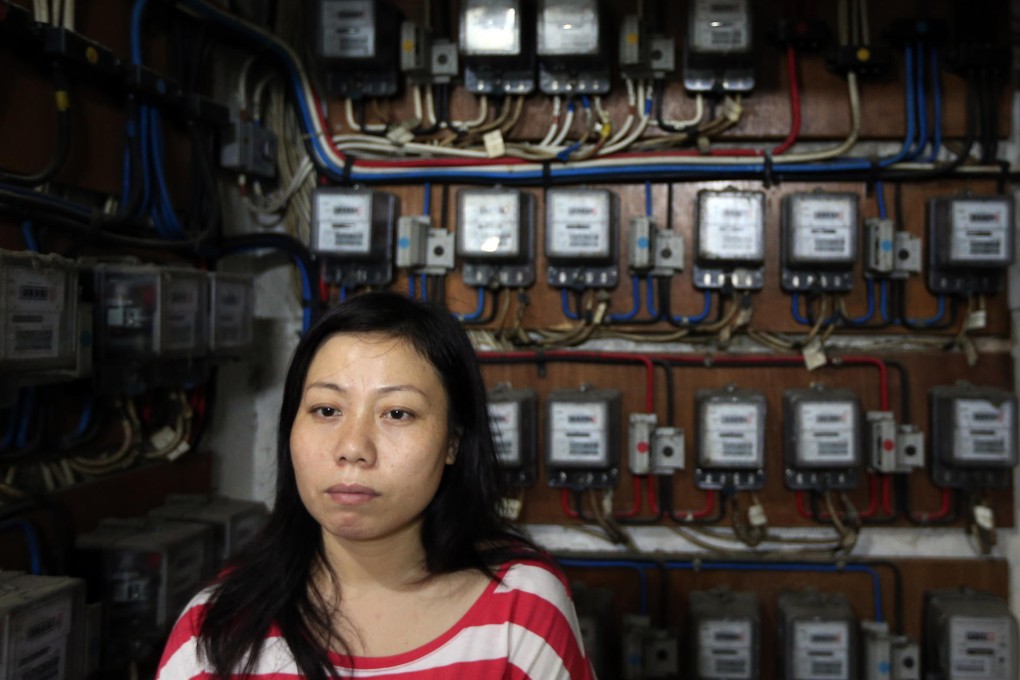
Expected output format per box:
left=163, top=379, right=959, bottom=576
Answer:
left=304, top=381, right=428, bottom=398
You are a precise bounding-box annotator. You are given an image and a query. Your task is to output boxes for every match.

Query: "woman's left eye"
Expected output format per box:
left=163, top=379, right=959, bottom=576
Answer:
left=386, top=409, right=412, bottom=421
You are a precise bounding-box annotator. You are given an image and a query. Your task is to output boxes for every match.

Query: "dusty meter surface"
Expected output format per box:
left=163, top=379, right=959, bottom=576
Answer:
left=546, top=386, right=621, bottom=489
left=782, top=192, right=859, bottom=292
left=778, top=590, right=857, bottom=680
left=312, top=187, right=397, bottom=287
left=0, top=249, right=80, bottom=377
left=316, top=0, right=402, bottom=97
left=688, top=589, right=761, bottom=680
left=457, top=187, right=535, bottom=287
left=925, top=589, right=1018, bottom=680
left=695, top=385, right=766, bottom=490
left=459, top=0, right=534, bottom=94
left=929, top=384, right=1017, bottom=488
left=545, top=188, right=619, bottom=289
left=784, top=386, right=862, bottom=490
left=694, top=189, right=765, bottom=290
left=208, top=272, right=255, bottom=358
left=149, top=494, right=268, bottom=566
left=684, top=0, right=754, bottom=93
left=927, top=195, right=1015, bottom=294
left=487, top=385, right=538, bottom=487
left=0, top=572, right=87, bottom=680
left=536, top=0, right=610, bottom=94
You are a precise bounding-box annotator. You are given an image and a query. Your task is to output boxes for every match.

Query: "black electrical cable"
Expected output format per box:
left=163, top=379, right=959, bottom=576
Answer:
left=459, top=287, right=499, bottom=326
left=895, top=279, right=959, bottom=331
left=0, top=66, right=71, bottom=187
left=652, top=360, right=675, bottom=427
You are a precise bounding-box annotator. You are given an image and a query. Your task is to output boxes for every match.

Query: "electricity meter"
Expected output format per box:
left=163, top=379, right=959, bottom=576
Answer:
left=784, top=386, right=862, bottom=491
left=0, top=249, right=80, bottom=376
left=925, top=589, right=1018, bottom=680
left=688, top=589, right=761, bottom=680
left=694, top=189, right=765, bottom=290
left=456, top=187, right=535, bottom=287
left=487, top=385, right=538, bottom=487
left=695, top=386, right=766, bottom=490
left=316, top=0, right=402, bottom=97
left=0, top=572, right=87, bottom=680
left=208, top=272, right=255, bottom=358
left=312, top=187, right=397, bottom=287
left=778, top=590, right=857, bottom=680
left=460, top=0, right=535, bottom=94
left=546, top=386, right=621, bottom=489
left=545, top=188, right=619, bottom=289
left=929, top=384, right=1017, bottom=488
left=927, top=196, right=1015, bottom=294
left=536, top=0, right=610, bottom=94
left=150, top=494, right=268, bottom=566
left=782, top=192, right=859, bottom=292
left=684, top=0, right=754, bottom=93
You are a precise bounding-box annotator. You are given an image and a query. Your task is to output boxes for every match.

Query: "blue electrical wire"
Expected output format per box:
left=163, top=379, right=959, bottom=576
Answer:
left=407, top=273, right=417, bottom=299
left=843, top=278, right=876, bottom=325
left=15, top=387, right=37, bottom=450
left=609, top=276, right=642, bottom=322
left=925, top=47, right=943, bottom=161
left=560, top=288, right=580, bottom=321
left=0, top=519, right=44, bottom=574
left=73, top=395, right=95, bottom=439
left=877, top=45, right=917, bottom=168
left=21, top=220, right=38, bottom=251
left=673, top=290, right=712, bottom=325
left=418, top=274, right=428, bottom=302
left=790, top=293, right=812, bottom=325
left=875, top=180, right=888, bottom=220
left=456, top=288, right=487, bottom=322
left=423, top=182, right=431, bottom=216
left=906, top=294, right=947, bottom=327
left=645, top=276, right=658, bottom=318
left=910, top=42, right=928, bottom=161
left=557, top=559, right=651, bottom=616
left=644, top=181, right=653, bottom=217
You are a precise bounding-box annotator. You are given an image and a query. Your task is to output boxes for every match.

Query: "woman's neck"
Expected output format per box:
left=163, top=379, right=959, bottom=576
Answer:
left=319, top=523, right=430, bottom=592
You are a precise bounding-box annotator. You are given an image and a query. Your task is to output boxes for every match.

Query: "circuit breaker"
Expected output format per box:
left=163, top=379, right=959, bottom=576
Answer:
left=778, top=590, right=857, bottom=680
left=784, top=386, right=862, bottom=491
left=695, top=385, right=766, bottom=490
left=149, top=494, right=268, bottom=566
left=312, top=187, right=397, bottom=287
left=208, top=272, right=254, bottom=358
left=861, top=620, right=920, bottom=680
left=487, top=385, right=538, bottom=487
left=457, top=187, right=535, bottom=287
left=316, top=0, right=402, bottom=97
left=683, top=0, right=755, bottom=93
left=689, top=589, right=762, bottom=680
left=0, top=571, right=87, bottom=680
left=628, top=217, right=684, bottom=276
left=929, top=384, right=1018, bottom=488
left=782, top=192, right=860, bottom=292
left=618, top=14, right=675, bottom=80
left=546, top=386, right=621, bottom=489
left=694, top=189, right=766, bottom=290
left=927, top=195, right=1015, bottom=294
left=536, top=0, right=610, bottom=94
left=459, top=0, right=535, bottom=94
left=545, top=187, right=619, bottom=289
left=924, top=589, right=1018, bottom=680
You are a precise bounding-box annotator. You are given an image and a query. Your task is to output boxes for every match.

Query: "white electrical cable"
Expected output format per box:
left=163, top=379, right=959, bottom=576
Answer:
left=661, top=93, right=705, bottom=129
left=538, top=96, right=563, bottom=147
left=449, top=94, right=489, bottom=130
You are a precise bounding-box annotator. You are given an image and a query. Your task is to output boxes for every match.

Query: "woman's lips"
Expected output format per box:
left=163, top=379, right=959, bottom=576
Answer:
left=326, top=483, right=380, bottom=505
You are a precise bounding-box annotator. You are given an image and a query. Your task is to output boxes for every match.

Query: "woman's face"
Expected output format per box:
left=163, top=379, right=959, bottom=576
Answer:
left=290, top=332, right=456, bottom=546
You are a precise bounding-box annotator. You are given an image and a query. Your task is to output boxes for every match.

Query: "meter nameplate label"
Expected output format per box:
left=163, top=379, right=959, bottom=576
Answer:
left=321, top=0, right=375, bottom=59
left=463, top=1, right=521, bottom=55
left=4, top=266, right=66, bottom=360
left=8, top=594, right=71, bottom=680
left=548, top=192, right=611, bottom=258
left=700, top=194, right=764, bottom=261
left=550, top=402, right=609, bottom=466
left=949, top=617, right=1015, bottom=679
left=698, top=620, right=753, bottom=679
left=164, top=280, right=201, bottom=351
left=797, top=402, right=857, bottom=465
left=950, top=201, right=1010, bottom=263
left=692, top=0, right=750, bottom=53
left=952, top=399, right=1015, bottom=463
left=489, top=401, right=522, bottom=466
left=539, top=1, right=599, bottom=55
left=316, top=193, right=373, bottom=254
left=792, top=198, right=855, bottom=261
left=793, top=621, right=850, bottom=679
left=703, top=403, right=762, bottom=467
left=461, top=192, right=521, bottom=257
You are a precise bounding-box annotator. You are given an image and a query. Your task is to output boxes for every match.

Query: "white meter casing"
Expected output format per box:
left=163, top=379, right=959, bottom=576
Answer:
left=778, top=590, right=857, bottom=680
left=460, top=0, right=535, bottom=93
left=781, top=192, right=859, bottom=292
left=695, top=385, right=766, bottom=490
left=683, top=0, right=754, bottom=93
left=536, top=0, right=610, bottom=94
left=457, top=187, right=535, bottom=287
left=784, top=386, right=862, bottom=491
left=925, top=589, right=1018, bottom=680
left=487, top=385, right=538, bottom=487
left=545, top=188, right=619, bottom=289
left=930, top=384, right=1017, bottom=488
left=316, top=0, right=401, bottom=97
left=688, top=589, right=761, bottom=680
left=927, top=196, right=1015, bottom=294
left=546, top=386, right=621, bottom=489
left=312, top=187, right=397, bottom=288
left=0, top=572, right=87, bottom=680
left=694, top=189, right=765, bottom=290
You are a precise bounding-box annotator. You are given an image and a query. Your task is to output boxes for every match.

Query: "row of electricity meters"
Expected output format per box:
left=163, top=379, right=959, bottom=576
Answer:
left=0, top=495, right=267, bottom=677
left=583, top=587, right=1017, bottom=680
left=313, top=187, right=1015, bottom=295
left=318, top=0, right=753, bottom=97
left=488, top=382, right=1017, bottom=491
left=0, top=251, right=255, bottom=399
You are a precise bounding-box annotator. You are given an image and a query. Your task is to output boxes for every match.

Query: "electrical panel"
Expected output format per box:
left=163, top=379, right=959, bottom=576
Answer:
left=311, top=187, right=398, bottom=287
left=683, top=0, right=754, bottom=93
left=149, top=494, right=268, bottom=566
left=689, top=589, right=761, bottom=680
left=316, top=0, right=402, bottom=97
left=778, top=590, right=857, bottom=680
left=929, top=384, right=1018, bottom=488
left=457, top=187, right=536, bottom=287
left=695, top=385, right=766, bottom=490
left=459, top=0, right=535, bottom=94
left=546, top=385, right=620, bottom=489
left=536, top=0, right=610, bottom=94
left=0, top=571, right=87, bottom=680
left=784, top=386, right=862, bottom=491
left=487, top=384, right=538, bottom=487
left=924, top=589, right=1018, bottom=680
left=208, top=272, right=255, bottom=358
left=694, top=189, right=766, bottom=290
left=927, top=195, right=1015, bottom=294
left=545, top=187, right=619, bottom=289
left=781, top=192, right=859, bottom=292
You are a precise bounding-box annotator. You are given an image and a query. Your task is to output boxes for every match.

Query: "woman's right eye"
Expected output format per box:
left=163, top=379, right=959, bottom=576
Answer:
left=314, top=406, right=338, bottom=417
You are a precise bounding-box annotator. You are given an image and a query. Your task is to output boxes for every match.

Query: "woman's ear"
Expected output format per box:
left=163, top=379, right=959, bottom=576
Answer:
left=445, top=435, right=460, bottom=465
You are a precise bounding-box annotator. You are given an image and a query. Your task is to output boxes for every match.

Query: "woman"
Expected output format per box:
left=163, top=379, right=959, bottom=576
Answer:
left=156, top=291, right=595, bottom=679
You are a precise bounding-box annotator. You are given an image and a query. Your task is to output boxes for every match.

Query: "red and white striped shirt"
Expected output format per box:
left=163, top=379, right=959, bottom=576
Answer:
left=156, top=559, right=596, bottom=679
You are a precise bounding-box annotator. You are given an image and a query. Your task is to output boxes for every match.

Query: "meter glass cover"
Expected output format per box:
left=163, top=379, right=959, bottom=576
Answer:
left=949, top=200, right=1011, bottom=263
left=538, top=0, right=599, bottom=55
left=949, top=616, right=1015, bottom=679
left=488, top=401, right=522, bottom=466
left=320, top=0, right=375, bottom=59
left=315, top=192, right=373, bottom=255
left=547, top=191, right=612, bottom=258
left=691, top=0, right=751, bottom=53
left=796, top=401, right=858, bottom=465
left=791, top=195, right=856, bottom=262
left=952, top=399, right=1015, bottom=464
left=164, top=278, right=202, bottom=351
left=3, top=264, right=68, bottom=360
left=462, top=0, right=521, bottom=55
left=549, top=401, right=610, bottom=466
left=702, top=402, right=763, bottom=468
left=698, top=620, right=754, bottom=679
left=459, top=191, right=522, bottom=257
left=792, top=621, right=851, bottom=680
left=699, top=193, right=764, bottom=261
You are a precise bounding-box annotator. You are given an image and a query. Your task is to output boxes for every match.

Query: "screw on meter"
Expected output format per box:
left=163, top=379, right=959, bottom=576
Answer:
left=684, top=0, right=754, bottom=93
left=925, top=589, right=1019, bottom=680
left=694, top=190, right=765, bottom=290
left=688, top=589, right=761, bottom=680
left=545, top=188, right=619, bottom=289
left=487, top=385, right=537, bottom=487
left=784, top=386, right=862, bottom=491
left=546, top=386, right=621, bottom=489
left=930, top=384, right=1017, bottom=489
left=695, top=386, right=766, bottom=490
left=457, top=187, right=535, bottom=287
left=312, top=187, right=397, bottom=287
left=778, top=590, right=857, bottom=680
left=782, top=192, right=859, bottom=292
left=927, top=196, right=1015, bottom=294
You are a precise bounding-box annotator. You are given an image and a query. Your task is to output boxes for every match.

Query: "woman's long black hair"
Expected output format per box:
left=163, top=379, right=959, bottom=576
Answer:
left=196, top=292, right=534, bottom=678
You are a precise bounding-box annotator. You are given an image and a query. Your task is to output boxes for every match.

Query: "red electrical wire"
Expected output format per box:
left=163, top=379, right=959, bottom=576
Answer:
left=673, top=489, right=717, bottom=521
left=911, top=487, right=955, bottom=523
left=560, top=489, right=579, bottom=519
left=771, top=46, right=802, bottom=155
